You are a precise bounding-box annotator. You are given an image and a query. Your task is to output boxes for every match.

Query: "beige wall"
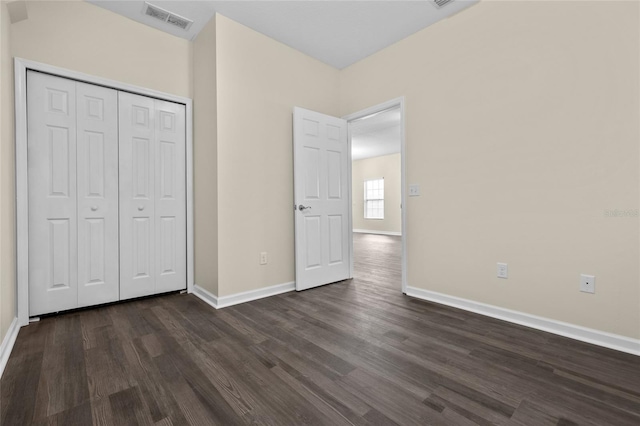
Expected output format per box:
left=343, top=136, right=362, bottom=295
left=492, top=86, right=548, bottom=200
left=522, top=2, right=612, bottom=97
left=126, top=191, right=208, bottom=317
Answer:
left=215, top=15, right=340, bottom=297
left=1, top=0, right=16, bottom=342
left=2, top=1, right=637, bottom=346
left=11, top=1, right=192, bottom=98
left=0, top=0, right=193, bottom=343
left=352, top=153, right=401, bottom=234
left=193, top=16, right=218, bottom=295
left=340, top=0, right=640, bottom=339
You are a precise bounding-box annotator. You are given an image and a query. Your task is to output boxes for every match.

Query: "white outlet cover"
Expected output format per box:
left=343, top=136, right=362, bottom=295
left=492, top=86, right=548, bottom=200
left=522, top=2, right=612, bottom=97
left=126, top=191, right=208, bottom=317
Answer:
left=580, top=274, right=595, bottom=294
left=497, top=263, right=508, bottom=279
left=409, top=184, right=420, bottom=197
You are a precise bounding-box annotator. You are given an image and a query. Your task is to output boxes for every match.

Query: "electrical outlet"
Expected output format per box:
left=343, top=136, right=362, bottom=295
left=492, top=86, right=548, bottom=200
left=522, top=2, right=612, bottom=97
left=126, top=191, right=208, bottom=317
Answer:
left=580, top=274, right=595, bottom=294
left=260, top=252, right=268, bottom=265
left=409, top=184, right=420, bottom=197
left=497, top=263, right=508, bottom=279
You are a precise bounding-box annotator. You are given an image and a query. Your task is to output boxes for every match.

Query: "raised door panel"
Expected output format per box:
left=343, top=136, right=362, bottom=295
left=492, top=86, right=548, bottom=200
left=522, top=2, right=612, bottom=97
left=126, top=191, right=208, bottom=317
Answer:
left=27, top=71, right=79, bottom=315
left=327, top=150, right=342, bottom=200
left=304, top=215, right=322, bottom=270
left=154, top=99, right=186, bottom=293
left=76, top=82, right=119, bottom=307
left=304, top=147, right=321, bottom=200
left=119, top=92, right=156, bottom=300
left=327, top=215, right=345, bottom=265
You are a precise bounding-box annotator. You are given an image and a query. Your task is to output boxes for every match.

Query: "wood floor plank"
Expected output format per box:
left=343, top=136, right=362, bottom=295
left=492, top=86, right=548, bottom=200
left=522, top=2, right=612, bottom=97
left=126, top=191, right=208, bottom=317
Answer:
left=508, top=399, right=560, bottom=426
left=153, top=350, right=243, bottom=426
left=269, top=365, right=361, bottom=426
left=108, top=386, right=155, bottom=426
left=257, top=341, right=373, bottom=419
left=33, top=314, right=90, bottom=420
left=122, top=338, right=191, bottom=425
left=1, top=351, right=45, bottom=425
left=336, top=368, right=448, bottom=425
left=89, top=396, right=116, bottom=426
left=32, top=400, right=93, bottom=426
left=429, top=386, right=511, bottom=425
left=2, top=233, right=639, bottom=425
left=84, top=340, right=137, bottom=401
left=205, top=336, right=345, bottom=425
left=361, top=407, right=401, bottom=426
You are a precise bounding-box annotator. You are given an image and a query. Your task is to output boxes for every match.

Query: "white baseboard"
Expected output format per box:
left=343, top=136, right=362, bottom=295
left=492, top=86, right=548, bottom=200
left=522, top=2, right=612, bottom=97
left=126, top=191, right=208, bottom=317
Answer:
left=0, top=317, right=20, bottom=378
left=406, top=287, right=640, bottom=356
left=353, top=229, right=401, bottom=236
left=193, top=281, right=295, bottom=310
left=193, top=284, right=219, bottom=309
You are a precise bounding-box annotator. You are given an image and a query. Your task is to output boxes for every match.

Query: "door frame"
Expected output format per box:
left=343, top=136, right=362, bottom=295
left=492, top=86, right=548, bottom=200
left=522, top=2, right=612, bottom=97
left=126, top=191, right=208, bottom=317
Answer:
left=343, top=97, right=407, bottom=294
left=14, top=58, right=195, bottom=326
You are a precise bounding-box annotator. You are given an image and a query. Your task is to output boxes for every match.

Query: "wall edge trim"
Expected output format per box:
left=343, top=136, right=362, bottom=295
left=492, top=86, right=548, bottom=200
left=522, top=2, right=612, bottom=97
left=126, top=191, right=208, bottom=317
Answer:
left=193, top=281, right=296, bottom=310
left=353, top=229, right=401, bottom=236
left=218, top=282, right=295, bottom=308
left=0, top=318, right=20, bottom=378
left=193, top=284, right=219, bottom=309
left=406, top=287, right=640, bottom=356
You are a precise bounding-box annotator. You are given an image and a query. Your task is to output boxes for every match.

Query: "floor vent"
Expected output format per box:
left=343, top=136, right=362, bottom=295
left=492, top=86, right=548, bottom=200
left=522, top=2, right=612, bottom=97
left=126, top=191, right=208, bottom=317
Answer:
left=142, top=2, right=193, bottom=31
left=432, top=0, right=455, bottom=8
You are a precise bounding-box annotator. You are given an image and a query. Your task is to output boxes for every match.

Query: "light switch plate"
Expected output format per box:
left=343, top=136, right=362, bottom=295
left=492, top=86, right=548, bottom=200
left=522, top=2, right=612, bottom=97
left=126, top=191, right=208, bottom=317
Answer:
left=409, top=184, right=420, bottom=197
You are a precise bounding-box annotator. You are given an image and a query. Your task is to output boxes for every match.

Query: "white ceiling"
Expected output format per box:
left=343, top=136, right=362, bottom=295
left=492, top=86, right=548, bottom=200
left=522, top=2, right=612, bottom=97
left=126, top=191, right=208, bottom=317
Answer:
left=87, top=0, right=479, bottom=69
left=88, top=1, right=217, bottom=41
left=351, top=107, right=401, bottom=161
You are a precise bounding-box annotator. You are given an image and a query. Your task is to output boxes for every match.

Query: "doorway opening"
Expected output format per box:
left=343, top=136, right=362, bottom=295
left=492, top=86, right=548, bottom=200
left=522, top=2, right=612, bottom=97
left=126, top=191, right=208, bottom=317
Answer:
left=345, top=98, right=406, bottom=294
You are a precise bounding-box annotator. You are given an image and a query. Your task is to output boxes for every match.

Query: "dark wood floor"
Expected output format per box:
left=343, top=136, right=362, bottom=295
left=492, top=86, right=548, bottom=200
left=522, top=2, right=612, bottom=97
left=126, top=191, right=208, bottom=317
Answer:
left=2, top=233, right=639, bottom=425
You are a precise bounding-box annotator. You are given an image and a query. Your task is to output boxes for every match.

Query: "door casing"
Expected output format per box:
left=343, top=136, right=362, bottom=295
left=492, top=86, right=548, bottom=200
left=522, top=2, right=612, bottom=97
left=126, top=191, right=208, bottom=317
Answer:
left=342, top=97, right=407, bottom=294
left=14, top=58, right=195, bottom=326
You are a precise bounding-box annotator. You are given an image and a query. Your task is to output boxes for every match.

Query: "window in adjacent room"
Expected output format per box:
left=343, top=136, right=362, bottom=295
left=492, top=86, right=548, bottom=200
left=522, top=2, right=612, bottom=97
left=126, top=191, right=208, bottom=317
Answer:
left=364, top=178, right=384, bottom=219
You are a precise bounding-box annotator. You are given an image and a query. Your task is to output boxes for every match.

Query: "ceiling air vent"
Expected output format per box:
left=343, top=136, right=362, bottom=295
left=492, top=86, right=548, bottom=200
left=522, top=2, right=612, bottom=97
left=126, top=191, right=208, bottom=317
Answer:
left=431, top=0, right=455, bottom=8
left=167, top=14, right=192, bottom=30
left=142, top=2, right=193, bottom=31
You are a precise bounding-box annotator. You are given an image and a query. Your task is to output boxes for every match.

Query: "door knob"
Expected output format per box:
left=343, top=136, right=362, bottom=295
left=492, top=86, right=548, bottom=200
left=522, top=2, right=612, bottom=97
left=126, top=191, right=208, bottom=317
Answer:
left=90, top=206, right=98, bottom=211
left=138, top=205, right=144, bottom=211
left=298, top=205, right=312, bottom=211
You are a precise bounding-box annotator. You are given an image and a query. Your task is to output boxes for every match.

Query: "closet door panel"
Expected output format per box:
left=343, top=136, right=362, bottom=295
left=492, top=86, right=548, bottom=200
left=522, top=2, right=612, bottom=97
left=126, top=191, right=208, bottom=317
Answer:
left=154, top=99, right=187, bottom=293
left=119, top=92, right=156, bottom=300
left=76, top=82, right=119, bottom=307
left=27, top=72, right=79, bottom=315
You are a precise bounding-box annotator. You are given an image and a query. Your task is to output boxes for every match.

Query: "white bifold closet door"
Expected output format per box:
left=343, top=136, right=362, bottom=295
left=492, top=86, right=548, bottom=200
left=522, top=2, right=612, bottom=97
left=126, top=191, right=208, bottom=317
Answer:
left=118, top=92, right=187, bottom=300
left=28, top=71, right=187, bottom=316
left=28, top=71, right=119, bottom=315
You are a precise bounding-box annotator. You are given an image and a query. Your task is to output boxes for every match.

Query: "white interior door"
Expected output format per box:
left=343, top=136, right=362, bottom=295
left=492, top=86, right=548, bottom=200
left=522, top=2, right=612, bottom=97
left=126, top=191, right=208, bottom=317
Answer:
left=119, top=92, right=187, bottom=300
left=293, top=107, right=350, bottom=291
left=154, top=99, right=187, bottom=294
left=28, top=72, right=120, bottom=315
left=27, top=71, right=79, bottom=315
left=119, top=92, right=156, bottom=299
left=76, top=82, right=119, bottom=307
